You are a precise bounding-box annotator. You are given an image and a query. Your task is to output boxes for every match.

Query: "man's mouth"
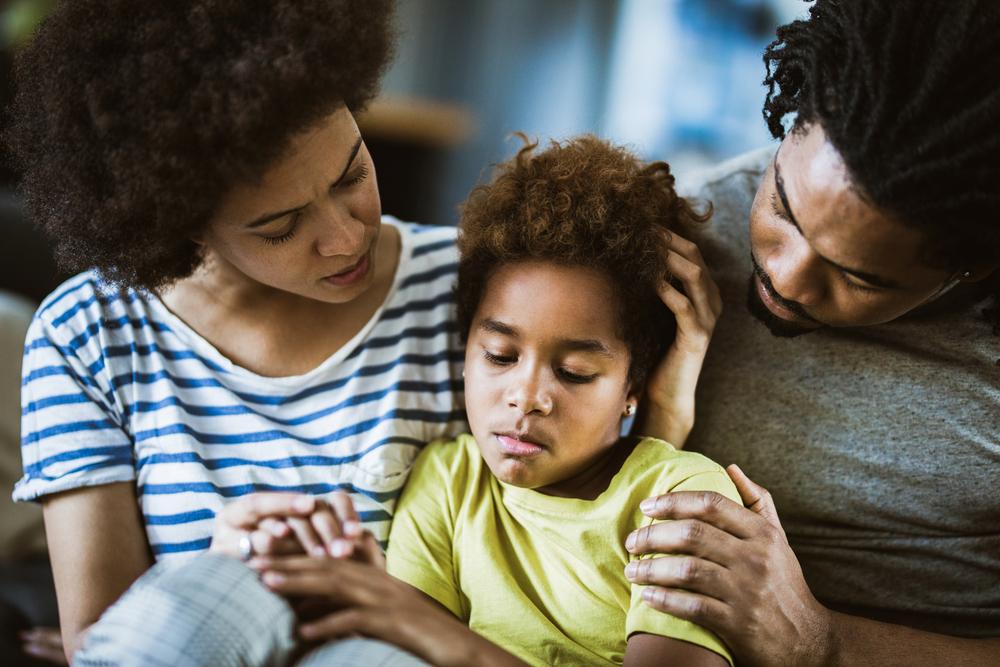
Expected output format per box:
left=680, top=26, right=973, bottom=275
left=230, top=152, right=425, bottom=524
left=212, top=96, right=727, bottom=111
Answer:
left=750, top=255, right=819, bottom=325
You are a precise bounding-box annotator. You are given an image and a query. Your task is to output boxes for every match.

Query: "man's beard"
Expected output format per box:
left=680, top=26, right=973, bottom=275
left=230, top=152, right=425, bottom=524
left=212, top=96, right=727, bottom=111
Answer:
left=746, top=256, right=823, bottom=338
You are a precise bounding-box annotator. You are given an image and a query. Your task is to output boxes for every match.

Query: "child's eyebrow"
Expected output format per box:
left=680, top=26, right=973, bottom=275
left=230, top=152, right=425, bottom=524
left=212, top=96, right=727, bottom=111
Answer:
left=478, top=318, right=615, bottom=358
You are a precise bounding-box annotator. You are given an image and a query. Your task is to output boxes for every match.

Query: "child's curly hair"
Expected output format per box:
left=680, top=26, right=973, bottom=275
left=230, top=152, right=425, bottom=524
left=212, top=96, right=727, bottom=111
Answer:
left=456, top=134, right=710, bottom=391
left=5, top=0, right=394, bottom=290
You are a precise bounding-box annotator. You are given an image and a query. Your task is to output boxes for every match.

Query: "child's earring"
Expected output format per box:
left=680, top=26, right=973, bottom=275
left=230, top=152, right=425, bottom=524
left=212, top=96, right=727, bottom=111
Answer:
left=623, top=403, right=635, bottom=417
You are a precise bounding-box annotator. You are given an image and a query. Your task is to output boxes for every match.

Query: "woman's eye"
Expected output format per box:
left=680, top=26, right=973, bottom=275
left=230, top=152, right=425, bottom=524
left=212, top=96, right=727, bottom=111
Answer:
left=261, top=223, right=298, bottom=245
left=482, top=350, right=515, bottom=365
left=559, top=368, right=597, bottom=384
left=340, top=165, right=370, bottom=188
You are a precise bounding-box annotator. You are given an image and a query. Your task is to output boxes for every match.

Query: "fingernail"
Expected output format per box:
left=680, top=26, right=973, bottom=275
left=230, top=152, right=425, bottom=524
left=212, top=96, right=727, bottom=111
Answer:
left=294, top=496, right=315, bottom=512
left=640, top=497, right=656, bottom=513
left=625, top=531, right=637, bottom=551
left=262, top=571, right=285, bottom=586
left=624, top=562, right=637, bottom=579
left=330, top=539, right=350, bottom=558
left=311, top=545, right=327, bottom=558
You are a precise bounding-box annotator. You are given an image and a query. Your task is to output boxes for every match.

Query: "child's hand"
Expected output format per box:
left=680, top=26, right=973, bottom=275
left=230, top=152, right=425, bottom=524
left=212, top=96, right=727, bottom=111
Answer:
left=643, top=231, right=722, bottom=448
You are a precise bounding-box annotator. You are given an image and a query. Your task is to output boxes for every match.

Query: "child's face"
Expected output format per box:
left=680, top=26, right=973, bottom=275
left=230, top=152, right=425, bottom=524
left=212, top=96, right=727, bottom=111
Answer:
left=464, top=260, right=637, bottom=491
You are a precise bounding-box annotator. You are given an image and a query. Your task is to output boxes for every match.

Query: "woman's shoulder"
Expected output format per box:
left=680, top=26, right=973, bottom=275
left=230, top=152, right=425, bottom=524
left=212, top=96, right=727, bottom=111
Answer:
left=34, top=270, right=148, bottom=333
left=386, top=217, right=458, bottom=285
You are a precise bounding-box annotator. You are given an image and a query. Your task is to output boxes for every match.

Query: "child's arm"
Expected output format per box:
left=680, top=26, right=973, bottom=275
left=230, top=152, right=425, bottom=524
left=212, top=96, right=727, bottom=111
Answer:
left=625, top=633, right=729, bottom=666
left=255, top=556, right=526, bottom=667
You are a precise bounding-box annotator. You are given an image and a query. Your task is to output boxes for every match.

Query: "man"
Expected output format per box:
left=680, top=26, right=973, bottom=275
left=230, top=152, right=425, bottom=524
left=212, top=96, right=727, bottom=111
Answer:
left=627, top=1, right=1000, bottom=665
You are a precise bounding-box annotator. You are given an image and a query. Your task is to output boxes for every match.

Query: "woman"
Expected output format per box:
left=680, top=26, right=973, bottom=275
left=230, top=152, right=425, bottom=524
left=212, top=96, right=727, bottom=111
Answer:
left=7, top=1, right=720, bottom=663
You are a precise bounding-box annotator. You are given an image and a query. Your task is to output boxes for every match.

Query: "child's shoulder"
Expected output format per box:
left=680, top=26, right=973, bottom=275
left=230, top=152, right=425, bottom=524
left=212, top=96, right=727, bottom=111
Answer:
left=628, top=437, right=740, bottom=501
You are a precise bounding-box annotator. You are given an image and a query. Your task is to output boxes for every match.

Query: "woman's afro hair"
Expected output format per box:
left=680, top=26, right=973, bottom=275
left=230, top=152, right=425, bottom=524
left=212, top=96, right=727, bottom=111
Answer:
left=456, top=134, right=710, bottom=391
left=4, top=0, right=395, bottom=289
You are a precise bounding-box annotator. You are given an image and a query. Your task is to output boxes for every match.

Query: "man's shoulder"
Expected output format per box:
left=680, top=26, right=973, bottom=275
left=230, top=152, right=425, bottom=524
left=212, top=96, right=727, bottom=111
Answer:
left=677, top=145, right=775, bottom=202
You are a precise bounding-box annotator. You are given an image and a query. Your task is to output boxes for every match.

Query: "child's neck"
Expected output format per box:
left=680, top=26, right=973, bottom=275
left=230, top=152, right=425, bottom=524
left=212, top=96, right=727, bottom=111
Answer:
left=535, top=437, right=640, bottom=501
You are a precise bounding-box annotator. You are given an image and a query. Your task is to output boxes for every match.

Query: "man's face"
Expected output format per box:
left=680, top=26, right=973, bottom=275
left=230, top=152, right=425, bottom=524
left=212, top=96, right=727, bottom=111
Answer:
left=747, top=123, right=957, bottom=336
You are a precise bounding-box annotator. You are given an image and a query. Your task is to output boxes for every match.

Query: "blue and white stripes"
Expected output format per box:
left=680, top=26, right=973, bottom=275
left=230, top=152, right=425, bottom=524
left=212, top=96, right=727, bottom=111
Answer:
left=15, top=219, right=466, bottom=560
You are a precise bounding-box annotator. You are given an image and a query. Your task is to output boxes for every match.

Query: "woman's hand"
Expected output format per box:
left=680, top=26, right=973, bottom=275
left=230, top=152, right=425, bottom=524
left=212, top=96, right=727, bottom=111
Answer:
left=209, top=492, right=376, bottom=563
left=641, top=231, right=723, bottom=447
left=251, top=556, right=525, bottom=667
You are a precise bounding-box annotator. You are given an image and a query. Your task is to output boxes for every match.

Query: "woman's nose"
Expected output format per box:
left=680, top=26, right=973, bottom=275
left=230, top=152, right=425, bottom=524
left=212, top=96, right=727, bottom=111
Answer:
left=314, top=206, right=367, bottom=257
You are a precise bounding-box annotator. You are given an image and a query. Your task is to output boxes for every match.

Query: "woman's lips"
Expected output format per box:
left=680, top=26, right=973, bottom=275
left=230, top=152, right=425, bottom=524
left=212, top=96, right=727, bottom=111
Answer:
left=324, top=254, right=370, bottom=286
left=496, top=434, right=545, bottom=457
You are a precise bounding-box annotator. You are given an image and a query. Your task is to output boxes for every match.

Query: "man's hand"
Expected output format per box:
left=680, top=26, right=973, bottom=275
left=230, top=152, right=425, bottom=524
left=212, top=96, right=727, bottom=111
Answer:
left=624, top=464, right=833, bottom=667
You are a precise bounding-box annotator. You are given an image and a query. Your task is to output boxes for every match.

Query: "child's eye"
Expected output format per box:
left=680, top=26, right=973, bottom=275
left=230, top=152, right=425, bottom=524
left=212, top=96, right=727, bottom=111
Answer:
left=558, top=368, right=597, bottom=384
left=483, top=350, right=516, bottom=365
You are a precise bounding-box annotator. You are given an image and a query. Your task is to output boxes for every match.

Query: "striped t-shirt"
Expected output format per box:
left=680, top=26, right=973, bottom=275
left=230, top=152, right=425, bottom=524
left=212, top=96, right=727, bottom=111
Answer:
left=14, top=218, right=466, bottom=560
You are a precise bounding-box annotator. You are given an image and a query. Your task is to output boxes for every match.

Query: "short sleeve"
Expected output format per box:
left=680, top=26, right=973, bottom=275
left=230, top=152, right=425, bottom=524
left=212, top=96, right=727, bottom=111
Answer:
left=386, top=439, right=466, bottom=619
left=626, top=470, right=740, bottom=666
left=14, top=311, right=134, bottom=503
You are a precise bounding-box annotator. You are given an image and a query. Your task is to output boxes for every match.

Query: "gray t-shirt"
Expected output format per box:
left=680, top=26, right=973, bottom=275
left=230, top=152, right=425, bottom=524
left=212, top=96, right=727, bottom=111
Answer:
left=679, top=147, right=1000, bottom=638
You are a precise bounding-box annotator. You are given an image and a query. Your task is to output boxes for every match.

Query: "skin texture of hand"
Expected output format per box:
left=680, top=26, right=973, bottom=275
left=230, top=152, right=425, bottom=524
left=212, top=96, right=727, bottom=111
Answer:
left=640, top=231, right=722, bottom=448
left=209, top=492, right=374, bottom=561
left=624, top=464, right=834, bottom=667
left=252, top=556, right=526, bottom=667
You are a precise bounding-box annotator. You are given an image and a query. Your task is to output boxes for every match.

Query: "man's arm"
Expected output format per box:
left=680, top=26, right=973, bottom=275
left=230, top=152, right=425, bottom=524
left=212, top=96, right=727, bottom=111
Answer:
left=624, top=465, right=1000, bottom=667
left=624, top=633, right=729, bottom=667
left=42, top=482, right=153, bottom=661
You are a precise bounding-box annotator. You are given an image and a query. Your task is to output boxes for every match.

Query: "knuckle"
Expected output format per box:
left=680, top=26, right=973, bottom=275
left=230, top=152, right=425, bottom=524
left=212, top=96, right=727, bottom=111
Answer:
left=680, top=520, right=703, bottom=544
left=676, top=558, right=698, bottom=582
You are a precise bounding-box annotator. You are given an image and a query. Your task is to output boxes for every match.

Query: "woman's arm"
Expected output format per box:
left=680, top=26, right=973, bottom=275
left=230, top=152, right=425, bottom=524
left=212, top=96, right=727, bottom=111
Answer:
left=624, top=633, right=728, bottom=667
left=42, top=482, right=153, bottom=662
left=636, top=232, right=722, bottom=448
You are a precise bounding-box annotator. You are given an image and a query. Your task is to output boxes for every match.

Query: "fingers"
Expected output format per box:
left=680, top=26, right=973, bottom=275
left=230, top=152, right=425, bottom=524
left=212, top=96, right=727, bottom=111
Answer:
left=626, top=518, right=744, bottom=566
left=726, top=464, right=781, bottom=528
left=663, top=232, right=722, bottom=317
left=639, top=586, right=732, bottom=634
left=20, top=627, right=67, bottom=665
left=287, top=516, right=328, bottom=558
left=220, top=493, right=317, bottom=529
left=625, top=556, right=733, bottom=601
left=310, top=492, right=362, bottom=558
left=637, top=490, right=765, bottom=538
left=258, top=557, right=388, bottom=607
left=354, top=530, right=386, bottom=568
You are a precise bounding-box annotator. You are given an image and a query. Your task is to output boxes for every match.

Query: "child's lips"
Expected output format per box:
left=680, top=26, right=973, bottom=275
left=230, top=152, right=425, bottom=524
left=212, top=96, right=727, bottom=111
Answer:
left=495, top=433, right=546, bottom=457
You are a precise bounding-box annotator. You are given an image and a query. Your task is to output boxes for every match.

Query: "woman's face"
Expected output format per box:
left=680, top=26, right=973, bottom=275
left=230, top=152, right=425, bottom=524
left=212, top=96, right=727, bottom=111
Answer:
left=203, top=107, right=382, bottom=303
left=464, top=261, right=637, bottom=492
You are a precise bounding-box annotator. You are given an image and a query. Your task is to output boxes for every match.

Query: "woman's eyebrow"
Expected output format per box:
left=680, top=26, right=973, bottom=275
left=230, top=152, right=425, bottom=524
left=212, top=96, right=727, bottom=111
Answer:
left=245, top=136, right=364, bottom=229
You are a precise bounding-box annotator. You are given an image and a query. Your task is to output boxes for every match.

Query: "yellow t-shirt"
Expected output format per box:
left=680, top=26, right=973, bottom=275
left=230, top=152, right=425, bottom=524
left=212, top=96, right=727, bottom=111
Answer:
left=386, top=434, right=738, bottom=666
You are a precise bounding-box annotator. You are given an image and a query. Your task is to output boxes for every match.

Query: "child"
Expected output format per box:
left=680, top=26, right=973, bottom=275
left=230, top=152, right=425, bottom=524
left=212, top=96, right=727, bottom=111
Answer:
left=385, top=136, right=737, bottom=666
left=257, top=136, right=737, bottom=666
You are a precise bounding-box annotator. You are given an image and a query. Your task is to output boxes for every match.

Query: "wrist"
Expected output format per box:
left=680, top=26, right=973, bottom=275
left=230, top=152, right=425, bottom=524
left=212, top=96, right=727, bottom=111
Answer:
left=802, top=603, right=839, bottom=667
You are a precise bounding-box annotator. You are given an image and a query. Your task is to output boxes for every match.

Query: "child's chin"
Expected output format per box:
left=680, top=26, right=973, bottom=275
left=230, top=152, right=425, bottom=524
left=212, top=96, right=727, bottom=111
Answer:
left=491, top=459, right=545, bottom=489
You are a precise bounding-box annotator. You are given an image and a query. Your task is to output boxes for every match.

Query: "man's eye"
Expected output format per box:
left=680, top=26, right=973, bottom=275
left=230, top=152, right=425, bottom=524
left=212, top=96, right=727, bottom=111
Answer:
left=483, top=350, right=515, bottom=365
left=769, top=192, right=791, bottom=222
left=841, top=272, right=882, bottom=293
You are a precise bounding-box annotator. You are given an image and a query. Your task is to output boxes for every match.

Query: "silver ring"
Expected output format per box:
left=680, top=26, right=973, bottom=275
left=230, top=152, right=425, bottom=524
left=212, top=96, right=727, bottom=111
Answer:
left=238, top=532, right=254, bottom=561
